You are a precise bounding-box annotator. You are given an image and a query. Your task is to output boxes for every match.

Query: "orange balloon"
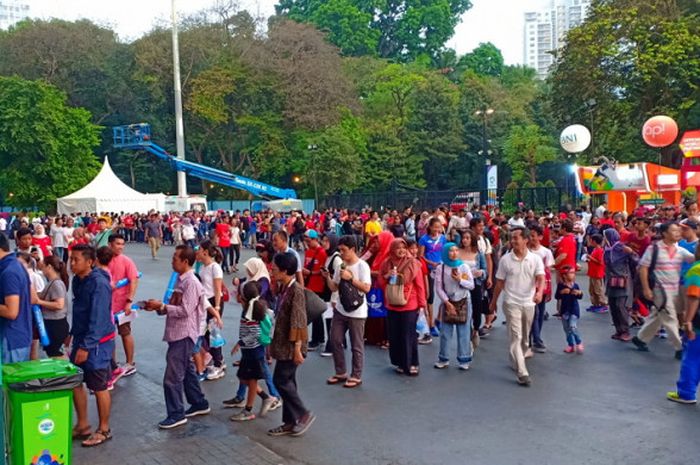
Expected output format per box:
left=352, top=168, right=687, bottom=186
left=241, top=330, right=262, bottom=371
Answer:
left=642, top=115, right=679, bottom=148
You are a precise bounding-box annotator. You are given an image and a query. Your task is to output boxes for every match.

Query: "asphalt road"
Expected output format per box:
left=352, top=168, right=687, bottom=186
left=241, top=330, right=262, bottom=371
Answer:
left=75, top=244, right=698, bottom=465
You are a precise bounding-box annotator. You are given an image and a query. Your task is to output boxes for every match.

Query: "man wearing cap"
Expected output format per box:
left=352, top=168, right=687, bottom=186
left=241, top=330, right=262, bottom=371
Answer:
left=303, top=229, right=327, bottom=351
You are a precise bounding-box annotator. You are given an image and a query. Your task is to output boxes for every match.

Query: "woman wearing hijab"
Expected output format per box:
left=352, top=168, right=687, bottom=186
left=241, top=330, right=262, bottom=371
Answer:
left=433, top=243, right=475, bottom=370
left=363, top=231, right=394, bottom=346
left=603, top=228, right=637, bottom=342
left=379, top=238, right=426, bottom=376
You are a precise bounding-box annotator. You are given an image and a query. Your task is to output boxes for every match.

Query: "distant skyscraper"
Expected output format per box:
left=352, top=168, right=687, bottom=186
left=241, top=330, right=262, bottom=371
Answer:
left=524, top=0, right=591, bottom=79
left=0, top=0, right=30, bottom=30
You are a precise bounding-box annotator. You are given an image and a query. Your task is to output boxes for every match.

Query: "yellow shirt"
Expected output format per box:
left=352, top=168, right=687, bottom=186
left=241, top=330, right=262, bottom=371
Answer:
left=365, top=220, right=382, bottom=236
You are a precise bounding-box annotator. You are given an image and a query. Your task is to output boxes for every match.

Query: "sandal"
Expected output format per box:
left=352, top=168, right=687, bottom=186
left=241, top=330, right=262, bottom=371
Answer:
left=409, top=366, right=419, bottom=376
left=72, top=425, right=92, bottom=440
left=82, top=429, right=112, bottom=447
left=326, top=375, right=347, bottom=385
left=343, top=378, right=362, bottom=388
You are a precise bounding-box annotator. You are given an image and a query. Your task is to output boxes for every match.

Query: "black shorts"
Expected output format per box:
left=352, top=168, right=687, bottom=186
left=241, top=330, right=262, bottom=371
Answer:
left=237, top=346, right=265, bottom=381
left=43, top=318, right=70, bottom=357
left=84, top=368, right=111, bottom=392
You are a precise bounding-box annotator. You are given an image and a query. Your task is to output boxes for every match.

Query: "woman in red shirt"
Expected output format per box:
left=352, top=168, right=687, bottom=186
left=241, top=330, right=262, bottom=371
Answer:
left=215, top=218, right=232, bottom=273
left=32, top=224, right=52, bottom=258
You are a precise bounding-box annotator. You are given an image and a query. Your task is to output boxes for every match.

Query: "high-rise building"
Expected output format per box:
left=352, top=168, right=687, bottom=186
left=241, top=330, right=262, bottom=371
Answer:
left=0, top=0, right=30, bottom=30
left=524, top=0, right=591, bottom=79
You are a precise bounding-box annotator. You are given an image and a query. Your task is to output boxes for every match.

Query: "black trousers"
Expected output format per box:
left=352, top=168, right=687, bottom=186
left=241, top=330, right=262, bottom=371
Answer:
left=471, top=284, right=487, bottom=330
left=387, top=309, right=419, bottom=372
left=273, top=360, right=308, bottom=425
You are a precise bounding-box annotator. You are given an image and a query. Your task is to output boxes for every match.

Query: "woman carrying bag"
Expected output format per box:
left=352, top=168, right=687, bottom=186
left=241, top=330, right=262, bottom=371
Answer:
left=379, top=238, right=426, bottom=376
left=433, top=243, right=475, bottom=370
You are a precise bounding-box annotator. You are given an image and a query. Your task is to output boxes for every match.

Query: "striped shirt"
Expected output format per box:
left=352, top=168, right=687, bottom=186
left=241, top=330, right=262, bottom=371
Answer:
left=640, top=241, right=694, bottom=294
left=239, top=318, right=261, bottom=348
left=163, top=270, right=206, bottom=343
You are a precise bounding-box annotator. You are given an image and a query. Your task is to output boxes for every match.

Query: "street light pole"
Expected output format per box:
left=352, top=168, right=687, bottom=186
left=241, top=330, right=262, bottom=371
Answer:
left=171, top=0, right=187, bottom=198
left=308, top=144, right=319, bottom=209
left=475, top=108, right=495, bottom=202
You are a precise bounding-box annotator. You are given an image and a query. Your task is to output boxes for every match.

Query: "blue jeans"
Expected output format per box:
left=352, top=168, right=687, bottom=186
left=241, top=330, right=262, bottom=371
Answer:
left=562, top=314, right=582, bottom=346
left=163, top=338, right=208, bottom=421
left=677, top=334, right=700, bottom=401
left=438, top=316, right=472, bottom=363
left=1, top=339, right=30, bottom=364
left=530, top=301, right=546, bottom=346
left=236, top=347, right=280, bottom=399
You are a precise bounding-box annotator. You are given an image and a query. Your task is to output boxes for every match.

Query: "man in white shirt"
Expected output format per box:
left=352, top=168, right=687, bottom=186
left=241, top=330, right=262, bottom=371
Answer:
left=322, top=236, right=371, bottom=387
left=507, top=211, right=525, bottom=228
left=446, top=209, right=468, bottom=242
left=490, top=227, right=545, bottom=386
left=595, top=202, right=607, bottom=219
left=528, top=225, right=554, bottom=353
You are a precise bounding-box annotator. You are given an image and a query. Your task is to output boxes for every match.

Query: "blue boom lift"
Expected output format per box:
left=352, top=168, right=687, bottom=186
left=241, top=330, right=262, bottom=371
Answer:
left=112, top=123, right=297, bottom=200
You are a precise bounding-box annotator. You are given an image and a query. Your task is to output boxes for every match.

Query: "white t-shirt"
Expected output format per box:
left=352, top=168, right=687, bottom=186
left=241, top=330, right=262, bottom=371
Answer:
left=199, top=262, right=224, bottom=299
left=333, top=258, right=371, bottom=318
left=508, top=217, right=525, bottom=228
left=62, top=227, right=74, bottom=245
left=529, top=245, right=555, bottom=268
left=495, top=250, right=545, bottom=307
left=0, top=218, right=6, bottom=231
left=50, top=224, right=67, bottom=248
left=477, top=235, right=493, bottom=255
left=231, top=227, right=241, bottom=245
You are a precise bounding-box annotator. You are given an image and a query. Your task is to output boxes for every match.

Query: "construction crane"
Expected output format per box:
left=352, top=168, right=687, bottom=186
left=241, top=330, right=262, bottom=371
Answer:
left=112, top=123, right=297, bottom=200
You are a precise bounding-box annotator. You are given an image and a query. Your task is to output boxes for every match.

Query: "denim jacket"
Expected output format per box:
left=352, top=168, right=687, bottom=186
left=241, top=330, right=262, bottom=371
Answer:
left=71, top=268, right=115, bottom=350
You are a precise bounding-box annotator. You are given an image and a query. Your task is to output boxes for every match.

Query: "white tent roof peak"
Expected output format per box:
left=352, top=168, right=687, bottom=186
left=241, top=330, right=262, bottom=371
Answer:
left=61, top=156, right=146, bottom=200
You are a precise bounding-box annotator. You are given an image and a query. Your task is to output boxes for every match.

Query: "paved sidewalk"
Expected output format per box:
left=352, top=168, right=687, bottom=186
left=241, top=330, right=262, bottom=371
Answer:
left=73, top=371, right=299, bottom=465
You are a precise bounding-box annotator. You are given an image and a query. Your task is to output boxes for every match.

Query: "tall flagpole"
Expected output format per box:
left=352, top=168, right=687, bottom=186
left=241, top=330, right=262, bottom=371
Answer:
left=171, top=0, right=187, bottom=197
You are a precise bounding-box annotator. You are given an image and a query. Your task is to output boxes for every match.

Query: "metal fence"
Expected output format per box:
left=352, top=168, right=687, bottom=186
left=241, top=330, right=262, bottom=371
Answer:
left=322, top=187, right=578, bottom=213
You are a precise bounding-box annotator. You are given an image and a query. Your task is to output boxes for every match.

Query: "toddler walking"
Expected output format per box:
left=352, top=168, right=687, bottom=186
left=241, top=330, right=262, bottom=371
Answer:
left=555, top=265, right=584, bottom=354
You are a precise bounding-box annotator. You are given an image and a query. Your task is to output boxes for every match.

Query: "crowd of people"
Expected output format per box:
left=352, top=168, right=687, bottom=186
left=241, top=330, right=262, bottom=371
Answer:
left=1, top=199, right=699, bottom=447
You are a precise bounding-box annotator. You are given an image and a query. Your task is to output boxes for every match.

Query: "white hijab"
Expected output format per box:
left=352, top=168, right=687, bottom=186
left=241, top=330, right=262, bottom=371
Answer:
left=245, top=257, right=270, bottom=283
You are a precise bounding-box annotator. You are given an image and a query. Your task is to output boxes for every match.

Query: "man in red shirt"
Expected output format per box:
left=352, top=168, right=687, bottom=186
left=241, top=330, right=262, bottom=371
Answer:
left=599, top=211, right=615, bottom=229
left=303, top=230, right=328, bottom=351
left=613, top=213, right=632, bottom=242
left=108, top=233, right=140, bottom=381
left=624, top=217, right=651, bottom=257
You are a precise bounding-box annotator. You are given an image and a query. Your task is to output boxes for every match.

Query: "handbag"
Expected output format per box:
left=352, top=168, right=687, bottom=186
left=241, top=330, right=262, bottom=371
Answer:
left=439, top=266, right=468, bottom=325
left=385, top=261, right=412, bottom=307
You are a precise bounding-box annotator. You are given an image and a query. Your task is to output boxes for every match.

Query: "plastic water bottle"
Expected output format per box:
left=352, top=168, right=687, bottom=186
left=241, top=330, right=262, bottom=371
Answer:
left=115, top=271, right=143, bottom=289
left=163, top=271, right=179, bottom=303
left=389, top=266, right=398, bottom=285
left=32, top=304, right=50, bottom=347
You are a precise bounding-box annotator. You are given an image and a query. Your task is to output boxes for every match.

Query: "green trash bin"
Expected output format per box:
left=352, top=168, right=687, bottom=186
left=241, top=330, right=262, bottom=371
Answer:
left=2, top=359, right=82, bottom=465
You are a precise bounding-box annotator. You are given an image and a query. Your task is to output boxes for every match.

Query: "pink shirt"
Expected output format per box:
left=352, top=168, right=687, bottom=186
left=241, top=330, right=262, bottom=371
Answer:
left=108, top=254, right=138, bottom=313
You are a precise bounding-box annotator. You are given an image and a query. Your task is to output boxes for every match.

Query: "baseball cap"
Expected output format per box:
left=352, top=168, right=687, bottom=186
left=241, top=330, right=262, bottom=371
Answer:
left=305, top=229, right=319, bottom=239
left=681, top=219, right=699, bottom=230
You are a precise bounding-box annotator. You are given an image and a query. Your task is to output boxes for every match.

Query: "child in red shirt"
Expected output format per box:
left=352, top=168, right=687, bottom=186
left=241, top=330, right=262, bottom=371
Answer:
left=585, top=234, right=608, bottom=313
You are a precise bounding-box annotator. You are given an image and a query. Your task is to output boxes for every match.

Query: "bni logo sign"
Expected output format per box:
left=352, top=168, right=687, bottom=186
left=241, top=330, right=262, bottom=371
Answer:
left=38, top=419, right=55, bottom=435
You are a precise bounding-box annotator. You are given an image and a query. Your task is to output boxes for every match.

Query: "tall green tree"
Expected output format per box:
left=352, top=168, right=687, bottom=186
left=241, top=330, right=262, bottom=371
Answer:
left=275, top=0, right=472, bottom=61
left=503, top=125, right=557, bottom=185
left=457, top=42, right=504, bottom=77
left=550, top=0, right=700, bottom=165
left=0, top=77, right=101, bottom=209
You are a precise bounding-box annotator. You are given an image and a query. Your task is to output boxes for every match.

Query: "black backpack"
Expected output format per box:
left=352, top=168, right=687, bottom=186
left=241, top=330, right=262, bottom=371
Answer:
left=338, top=266, right=364, bottom=312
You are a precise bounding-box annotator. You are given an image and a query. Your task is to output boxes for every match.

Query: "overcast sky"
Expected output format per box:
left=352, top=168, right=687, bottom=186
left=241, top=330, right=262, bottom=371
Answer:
left=29, top=0, right=548, bottom=65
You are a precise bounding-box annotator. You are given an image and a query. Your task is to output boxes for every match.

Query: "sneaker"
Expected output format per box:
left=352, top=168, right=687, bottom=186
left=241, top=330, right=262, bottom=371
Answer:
left=532, top=344, right=547, bottom=353
left=205, top=366, right=225, bottom=381
left=433, top=360, right=449, bottom=369
left=230, top=410, right=256, bottom=422
left=291, top=412, right=316, bottom=437
left=524, top=349, right=534, bottom=359
left=418, top=335, right=433, bottom=345
left=458, top=362, right=470, bottom=371
left=517, top=375, right=531, bottom=386
left=268, top=424, right=295, bottom=437
left=185, top=404, right=211, bottom=418
left=657, top=328, right=668, bottom=339
left=307, top=342, right=321, bottom=352
left=223, top=396, right=246, bottom=408
left=619, top=333, right=632, bottom=342
left=430, top=327, right=440, bottom=337
left=666, top=391, right=697, bottom=404
left=121, top=363, right=137, bottom=377
left=320, top=351, right=333, bottom=358
left=197, top=372, right=207, bottom=383
left=632, top=336, right=650, bottom=352
left=106, top=378, right=115, bottom=391
left=585, top=306, right=597, bottom=313
left=478, top=327, right=490, bottom=338
left=597, top=306, right=609, bottom=313
left=111, top=366, right=125, bottom=384
left=675, top=350, right=684, bottom=360
left=575, top=343, right=584, bottom=354
left=563, top=346, right=575, bottom=353
left=259, top=397, right=276, bottom=418
left=268, top=398, right=283, bottom=412
left=158, top=417, right=188, bottom=429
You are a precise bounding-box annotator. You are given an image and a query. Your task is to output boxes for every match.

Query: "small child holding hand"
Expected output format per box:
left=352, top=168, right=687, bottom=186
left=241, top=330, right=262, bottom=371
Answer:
left=556, top=265, right=584, bottom=354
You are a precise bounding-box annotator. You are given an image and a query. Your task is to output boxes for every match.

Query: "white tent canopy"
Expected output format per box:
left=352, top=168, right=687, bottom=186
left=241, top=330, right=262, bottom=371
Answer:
left=57, top=157, right=165, bottom=214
